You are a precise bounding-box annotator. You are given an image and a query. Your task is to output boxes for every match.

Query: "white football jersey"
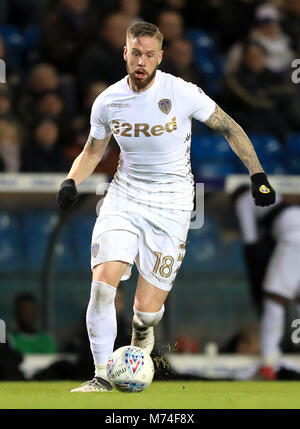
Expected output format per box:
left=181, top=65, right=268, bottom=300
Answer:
left=90, top=70, right=216, bottom=240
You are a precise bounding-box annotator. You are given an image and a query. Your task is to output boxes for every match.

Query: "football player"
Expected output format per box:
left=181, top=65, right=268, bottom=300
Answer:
left=57, top=22, right=275, bottom=391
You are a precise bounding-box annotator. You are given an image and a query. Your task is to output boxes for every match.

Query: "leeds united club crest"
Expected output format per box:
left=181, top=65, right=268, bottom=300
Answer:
left=158, top=99, right=172, bottom=114
left=91, top=243, right=100, bottom=258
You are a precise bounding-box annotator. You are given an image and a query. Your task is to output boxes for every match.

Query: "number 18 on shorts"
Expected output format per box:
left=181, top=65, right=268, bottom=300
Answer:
left=91, top=215, right=187, bottom=292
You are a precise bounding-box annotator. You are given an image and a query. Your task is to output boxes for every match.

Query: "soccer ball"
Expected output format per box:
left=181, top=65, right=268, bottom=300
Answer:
left=106, top=345, right=154, bottom=393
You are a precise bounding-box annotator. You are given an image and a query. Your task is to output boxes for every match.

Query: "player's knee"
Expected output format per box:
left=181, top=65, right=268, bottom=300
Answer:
left=88, top=281, right=116, bottom=311
left=93, top=262, right=127, bottom=287
left=93, top=267, right=118, bottom=288
left=133, top=305, right=165, bottom=327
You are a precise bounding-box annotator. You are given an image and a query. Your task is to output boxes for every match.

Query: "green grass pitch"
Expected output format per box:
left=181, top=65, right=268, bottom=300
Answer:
left=1, top=381, right=300, bottom=409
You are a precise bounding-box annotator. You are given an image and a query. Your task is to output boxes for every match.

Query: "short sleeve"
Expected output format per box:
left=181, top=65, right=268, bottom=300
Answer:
left=190, top=85, right=216, bottom=122
left=176, top=78, right=216, bottom=122
left=90, top=94, right=111, bottom=140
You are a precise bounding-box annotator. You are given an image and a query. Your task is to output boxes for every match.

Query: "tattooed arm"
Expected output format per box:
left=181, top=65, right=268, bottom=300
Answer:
left=67, top=133, right=111, bottom=185
left=204, top=104, right=263, bottom=175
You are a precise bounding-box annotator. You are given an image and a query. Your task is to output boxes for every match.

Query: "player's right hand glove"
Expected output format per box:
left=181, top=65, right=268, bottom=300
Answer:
left=56, top=179, right=78, bottom=210
left=250, top=172, right=276, bottom=207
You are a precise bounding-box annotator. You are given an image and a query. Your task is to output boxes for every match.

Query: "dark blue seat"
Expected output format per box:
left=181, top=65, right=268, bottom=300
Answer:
left=23, top=26, right=40, bottom=49
left=187, top=29, right=217, bottom=62
left=71, top=213, right=96, bottom=270
left=23, top=25, right=40, bottom=67
left=285, top=134, right=300, bottom=174
left=22, top=210, right=59, bottom=270
left=0, top=25, right=24, bottom=67
left=191, top=135, right=235, bottom=161
left=286, top=134, right=300, bottom=155
left=249, top=134, right=283, bottom=162
left=186, top=29, right=224, bottom=95
left=221, top=239, right=245, bottom=273
left=54, top=228, right=77, bottom=272
left=183, top=216, right=223, bottom=272
left=0, top=25, right=24, bottom=47
left=22, top=210, right=77, bottom=272
left=285, top=158, right=300, bottom=174
left=261, top=160, right=287, bottom=175
left=0, top=211, right=23, bottom=270
left=193, top=161, right=238, bottom=180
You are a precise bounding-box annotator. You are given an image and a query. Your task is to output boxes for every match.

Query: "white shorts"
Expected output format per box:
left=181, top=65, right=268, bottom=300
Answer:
left=263, top=241, right=300, bottom=299
left=90, top=212, right=187, bottom=291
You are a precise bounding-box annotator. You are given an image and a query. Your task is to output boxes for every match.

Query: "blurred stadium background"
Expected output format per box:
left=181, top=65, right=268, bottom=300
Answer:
left=1, top=0, right=300, bottom=381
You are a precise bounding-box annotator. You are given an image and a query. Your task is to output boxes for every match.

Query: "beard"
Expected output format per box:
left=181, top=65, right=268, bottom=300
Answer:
left=126, top=63, right=158, bottom=91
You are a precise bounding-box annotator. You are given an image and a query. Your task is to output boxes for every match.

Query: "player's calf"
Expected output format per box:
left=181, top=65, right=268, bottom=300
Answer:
left=131, top=305, right=165, bottom=354
left=86, top=281, right=117, bottom=380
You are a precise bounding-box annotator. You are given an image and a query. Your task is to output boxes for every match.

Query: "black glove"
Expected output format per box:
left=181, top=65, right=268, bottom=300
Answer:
left=56, top=179, right=78, bottom=210
left=251, top=172, right=275, bottom=207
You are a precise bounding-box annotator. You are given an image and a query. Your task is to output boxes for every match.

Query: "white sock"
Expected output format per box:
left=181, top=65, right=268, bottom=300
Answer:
left=260, top=298, right=284, bottom=366
left=94, top=364, right=108, bottom=380
left=86, top=281, right=117, bottom=379
left=133, top=305, right=165, bottom=328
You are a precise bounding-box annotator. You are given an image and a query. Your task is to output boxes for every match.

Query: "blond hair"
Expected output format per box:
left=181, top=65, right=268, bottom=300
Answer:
left=126, top=22, right=163, bottom=49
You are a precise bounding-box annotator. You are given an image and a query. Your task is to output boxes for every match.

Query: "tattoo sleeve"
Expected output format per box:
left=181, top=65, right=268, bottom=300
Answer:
left=204, top=104, right=264, bottom=175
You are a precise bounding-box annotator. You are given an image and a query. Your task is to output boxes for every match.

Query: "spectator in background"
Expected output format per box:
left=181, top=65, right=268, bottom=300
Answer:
left=163, top=0, right=187, bottom=12
left=7, top=293, right=57, bottom=355
left=27, top=63, right=60, bottom=94
left=281, top=0, right=300, bottom=55
left=221, top=324, right=260, bottom=356
left=69, top=80, right=108, bottom=150
left=18, top=63, right=77, bottom=127
left=226, top=3, right=295, bottom=75
left=231, top=325, right=260, bottom=356
left=21, top=117, right=69, bottom=172
left=0, top=119, right=22, bottom=172
left=35, top=90, right=65, bottom=122
left=217, top=0, right=262, bottom=51
left=66, top=80, right=120, bottom=177
left=41, top=0, right=97, bottom=73
left=33, top=89, right=72, bottom=141
left=156, top=10, right=184, bottom=47
left=160, top=37, right=206, bottom=88
left=221, top=41, right=294, bottom=143
left=144, top=0, right=216, bottom=32
left=18, top=63, right=60, bottom=126
left=0, top=85, right=18, bottom=122
left=116, top=0, right=144, bottom=25
left=77, top=13, right=128, bottom=91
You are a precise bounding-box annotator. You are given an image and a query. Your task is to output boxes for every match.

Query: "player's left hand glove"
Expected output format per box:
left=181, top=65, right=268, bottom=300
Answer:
left=250, top=172, right=276, bottom=207
left=56, top=178, right=78, bottom=210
